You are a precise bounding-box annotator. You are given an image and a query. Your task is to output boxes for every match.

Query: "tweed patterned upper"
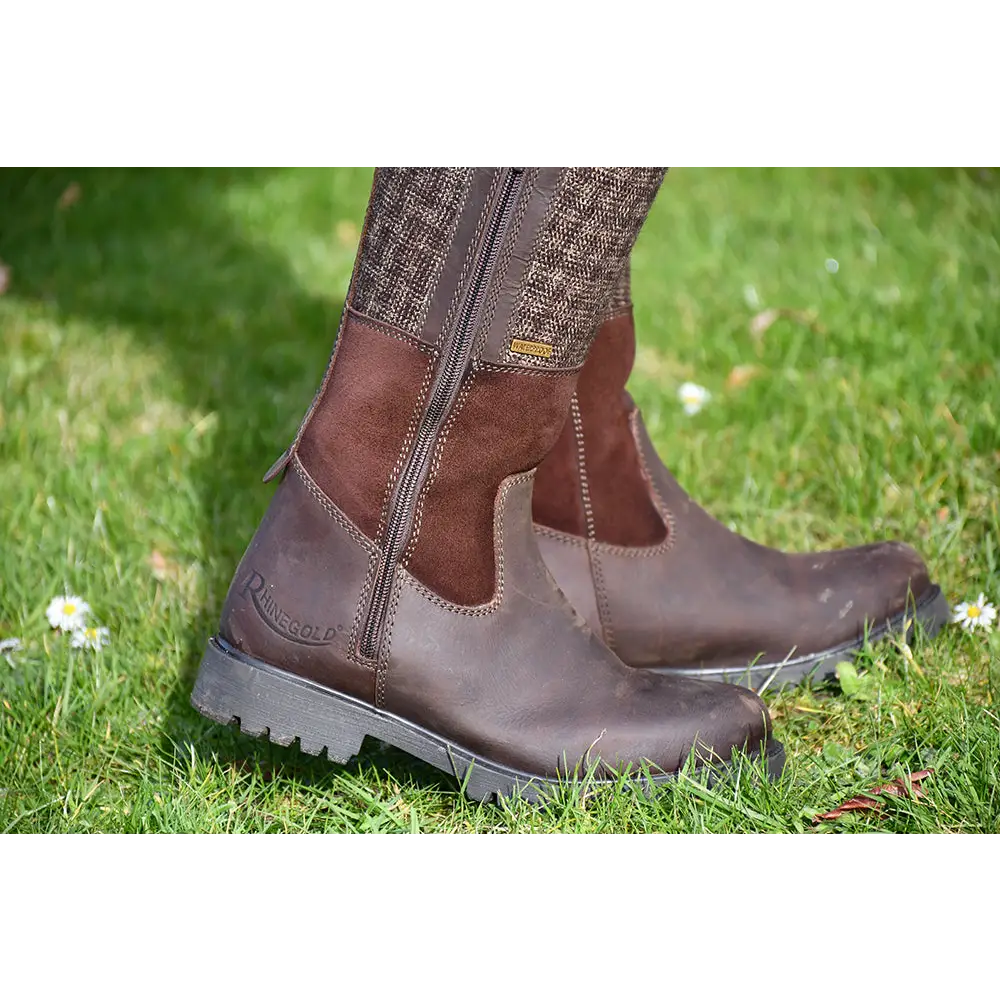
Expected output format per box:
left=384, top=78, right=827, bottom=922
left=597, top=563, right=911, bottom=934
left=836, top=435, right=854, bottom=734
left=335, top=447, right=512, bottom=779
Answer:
left=350, top=168, right=473, bottom=335
left=503, top=168, right=664, bottom=367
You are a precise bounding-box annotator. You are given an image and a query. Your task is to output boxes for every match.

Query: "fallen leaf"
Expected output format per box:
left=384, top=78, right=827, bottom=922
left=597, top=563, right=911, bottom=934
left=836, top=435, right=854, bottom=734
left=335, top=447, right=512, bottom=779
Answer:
left=335, top=220, right=359, bottom=246
left=58, top=182, right=82, bottom=210
left=725, top=364, right=761, bottom=390
left=813, top=769, right=933, bottom=823
left=749, top=307, right=825, bottom=340
left=933, top=403, right=967, bottom=443
left=0, top=262, right=9, bottom=296
left=749, top=308, right=780, bottom=337
left=149, top=549, right=182, bottom=583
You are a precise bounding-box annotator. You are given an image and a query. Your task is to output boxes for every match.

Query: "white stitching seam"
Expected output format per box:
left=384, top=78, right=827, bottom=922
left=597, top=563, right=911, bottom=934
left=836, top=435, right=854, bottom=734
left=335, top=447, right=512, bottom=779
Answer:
left=290, top=459, right=377, bottom=675
left=400, top=470, right=533, bottom=617
left=343, top=308, right=440, bottom=355
left=530, top=413, right=677, bottom=555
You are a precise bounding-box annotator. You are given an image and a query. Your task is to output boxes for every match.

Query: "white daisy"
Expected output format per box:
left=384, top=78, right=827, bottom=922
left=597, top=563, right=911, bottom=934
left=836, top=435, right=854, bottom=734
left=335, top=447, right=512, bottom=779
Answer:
left=70, top=625, right=110, bottom=651
left=951, top=593, right=997, bottom=633
left=46, top=595, right=90, bottom=632
left=678, top=382, right=711, bottom=416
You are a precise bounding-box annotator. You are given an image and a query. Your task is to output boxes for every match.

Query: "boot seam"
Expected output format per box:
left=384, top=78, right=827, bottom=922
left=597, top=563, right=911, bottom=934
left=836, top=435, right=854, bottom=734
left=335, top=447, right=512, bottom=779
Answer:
left=572, top=396, right=597, bottom=544
left=400, top=375, right=473, bottom=581
left=603, top=304, right=632, bottom=321
left=473, top=169, right=538, bottom=364
left=532, top=417, right=677, bottom=559
left=342, top=307, right=441, bottom=356
left=292, top=457, right=378, bottom=555
left=377, top=575, right=404, bottom=706
left=476, top=360, right=582, bottom=378
left=584, top=411, right=678, bottom=559
left=534, top=524, right=589, bottom=548
left=534, top=521, right=676, bottom=557
left=288, top=458, right=378, bottom=678
left=437, top=170, right=503, bottom=349
left=573, top=393, right=614, bottom=648
left=623, top=407, right=677, bottom=555
left=396, top=470, right=531, bottom=616
left=377, top=335, right=440, bottom=546
left=591, top=551, right=615, bottom=650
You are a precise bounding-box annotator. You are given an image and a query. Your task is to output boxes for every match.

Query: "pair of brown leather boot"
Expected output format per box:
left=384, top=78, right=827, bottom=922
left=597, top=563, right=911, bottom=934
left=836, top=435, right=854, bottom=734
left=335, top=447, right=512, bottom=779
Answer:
left=191, top=169, right=945, bottom=802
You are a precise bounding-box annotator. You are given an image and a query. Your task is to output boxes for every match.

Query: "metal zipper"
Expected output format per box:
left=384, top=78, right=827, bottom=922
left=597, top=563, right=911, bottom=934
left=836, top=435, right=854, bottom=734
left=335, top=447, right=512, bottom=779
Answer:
left=359, top=167, right=526, bottom=661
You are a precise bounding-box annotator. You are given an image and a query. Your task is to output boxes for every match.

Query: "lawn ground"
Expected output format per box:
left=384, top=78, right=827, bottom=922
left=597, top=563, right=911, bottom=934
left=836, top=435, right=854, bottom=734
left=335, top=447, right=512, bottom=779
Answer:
left=1, top=167, right=998, bottom=833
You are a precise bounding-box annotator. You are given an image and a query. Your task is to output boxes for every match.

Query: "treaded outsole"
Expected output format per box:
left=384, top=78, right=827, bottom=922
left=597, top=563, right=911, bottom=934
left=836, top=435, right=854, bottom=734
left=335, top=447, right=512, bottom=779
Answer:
left=650, top=585, right=951, bottom=691
left=191, top=636, right=786, bottom=804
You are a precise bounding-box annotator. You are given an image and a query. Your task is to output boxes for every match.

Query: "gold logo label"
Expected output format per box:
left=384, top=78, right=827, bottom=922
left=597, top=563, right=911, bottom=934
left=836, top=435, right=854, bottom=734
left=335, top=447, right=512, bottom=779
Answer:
left=510, top=338, right=554, bottom=359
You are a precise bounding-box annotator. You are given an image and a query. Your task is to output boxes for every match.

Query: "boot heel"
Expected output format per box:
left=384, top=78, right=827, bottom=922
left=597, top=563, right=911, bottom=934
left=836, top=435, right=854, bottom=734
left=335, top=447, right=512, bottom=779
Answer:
left=192, top=637, right=367, bottom=764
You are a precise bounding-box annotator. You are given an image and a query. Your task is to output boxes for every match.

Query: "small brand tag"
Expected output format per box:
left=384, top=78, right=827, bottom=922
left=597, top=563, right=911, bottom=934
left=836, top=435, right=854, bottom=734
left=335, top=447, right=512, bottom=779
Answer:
left=510, top=338, right=554, bottom=359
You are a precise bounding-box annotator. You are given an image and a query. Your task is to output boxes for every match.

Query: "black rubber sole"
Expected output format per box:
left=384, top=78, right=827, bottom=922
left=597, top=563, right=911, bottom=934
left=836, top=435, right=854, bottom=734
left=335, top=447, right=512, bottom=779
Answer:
left=191, top=636, right=786, bottom=804
left=649, top=585, right=951, bottom=691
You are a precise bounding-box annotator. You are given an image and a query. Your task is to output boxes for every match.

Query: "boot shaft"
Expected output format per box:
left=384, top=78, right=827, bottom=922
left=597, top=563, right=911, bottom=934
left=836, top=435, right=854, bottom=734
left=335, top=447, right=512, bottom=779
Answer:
left=533, top=303, right=668, bottom=547
left=222, top=168, right=666, bottom=689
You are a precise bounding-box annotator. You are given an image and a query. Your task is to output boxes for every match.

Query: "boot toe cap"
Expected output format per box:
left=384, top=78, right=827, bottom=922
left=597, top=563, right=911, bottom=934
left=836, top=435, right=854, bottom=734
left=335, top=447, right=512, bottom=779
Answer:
left=844, top=539, right=932, bottom=623
left=598, top=675, right=774, bottom=778
left=872, top=540, right=932, bottom=611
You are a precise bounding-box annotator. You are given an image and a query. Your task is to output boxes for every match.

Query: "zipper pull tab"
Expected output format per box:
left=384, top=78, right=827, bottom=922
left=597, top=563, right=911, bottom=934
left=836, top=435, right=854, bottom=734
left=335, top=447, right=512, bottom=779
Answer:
left=262, top=446, right=292, bottom=484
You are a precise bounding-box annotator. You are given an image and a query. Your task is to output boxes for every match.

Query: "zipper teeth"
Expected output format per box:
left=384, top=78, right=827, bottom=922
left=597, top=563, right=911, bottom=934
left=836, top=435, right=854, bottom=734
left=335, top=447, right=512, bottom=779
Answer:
left=360, top=168, right=525, bottom=661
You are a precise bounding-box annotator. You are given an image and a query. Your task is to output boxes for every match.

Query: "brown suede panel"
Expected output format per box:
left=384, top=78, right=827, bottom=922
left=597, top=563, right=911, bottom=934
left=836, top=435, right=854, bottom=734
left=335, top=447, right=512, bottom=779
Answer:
left=529, top=413, right=585, bottom=535
left=533, top=310, right=667, bottom=547
left=406, top=367, right=578, bottom=604
left=296, top=313, right=433, bottom=543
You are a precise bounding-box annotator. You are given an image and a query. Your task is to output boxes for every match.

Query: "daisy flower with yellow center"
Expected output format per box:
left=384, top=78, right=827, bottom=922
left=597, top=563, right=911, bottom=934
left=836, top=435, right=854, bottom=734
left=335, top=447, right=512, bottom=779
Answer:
left=46, top=594, right=90, bottom=632
left=678, top=382, right=711, bottom=415
left=71, top=625, right=110, bottom=651
left=951, top=593, right=997, bottom=633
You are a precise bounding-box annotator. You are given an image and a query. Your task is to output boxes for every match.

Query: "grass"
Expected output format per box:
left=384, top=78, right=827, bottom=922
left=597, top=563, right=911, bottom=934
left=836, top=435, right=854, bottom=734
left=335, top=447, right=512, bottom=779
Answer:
left=1, top=167, right=998, bottom=833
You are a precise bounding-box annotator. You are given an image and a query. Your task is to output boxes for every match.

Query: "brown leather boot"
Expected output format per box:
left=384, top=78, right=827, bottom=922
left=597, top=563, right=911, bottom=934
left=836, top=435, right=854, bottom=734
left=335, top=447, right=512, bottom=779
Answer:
left=191, top=168, right=784, bottom=801
left=533, top=302, right=950, bottom=690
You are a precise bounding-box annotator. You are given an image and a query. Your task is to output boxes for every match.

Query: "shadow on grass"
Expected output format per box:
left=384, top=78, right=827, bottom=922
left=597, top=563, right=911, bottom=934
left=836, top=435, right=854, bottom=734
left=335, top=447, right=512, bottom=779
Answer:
left=0, top=168, right=448, bottom=796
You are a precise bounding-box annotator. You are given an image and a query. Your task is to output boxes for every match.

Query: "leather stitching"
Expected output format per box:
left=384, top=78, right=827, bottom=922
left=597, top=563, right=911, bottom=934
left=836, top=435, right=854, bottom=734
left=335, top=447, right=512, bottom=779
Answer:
left=534, top=524, right=589, bottom=548
left=378, top=343, right=438, bottom=546
left=290, top=458, right=377, bottom=678
left=529, top=413, right=677, bottom=564
left=438, top=170, right=501, bottom=349
left=573, top=395, right=614, bottom=648
left=292, top=458, right=377, bottom=554
left=400, top=471, right=533, bottom=616
left=476, top=361, right=582, bottom=378
left=343, top=307, right=440, bottom=355
left=473, top=168, right=536, bottom=364
left=572, top=397, right=596, bottom=542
